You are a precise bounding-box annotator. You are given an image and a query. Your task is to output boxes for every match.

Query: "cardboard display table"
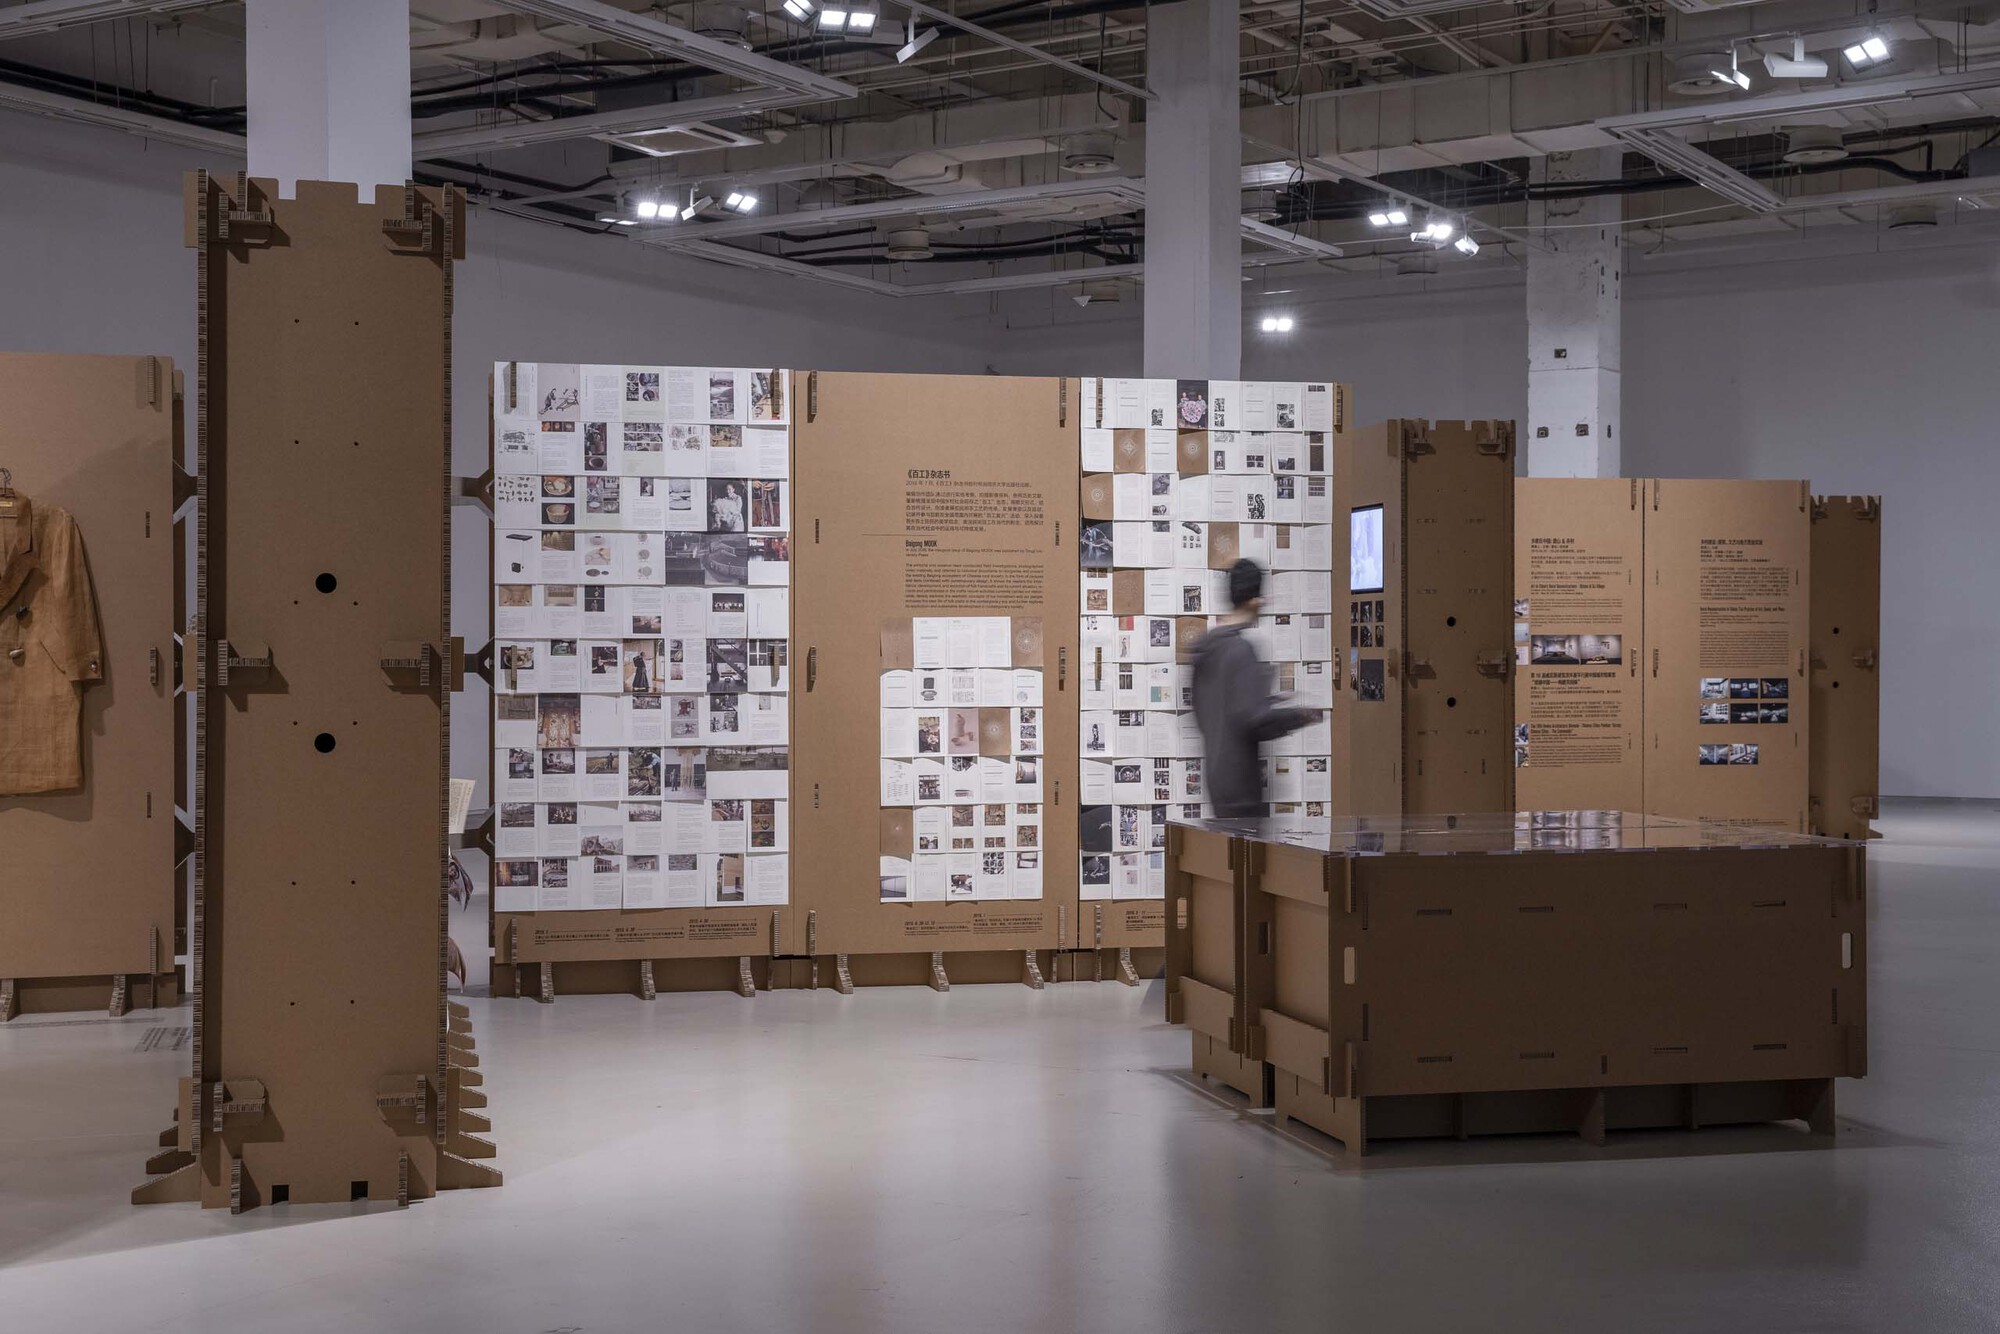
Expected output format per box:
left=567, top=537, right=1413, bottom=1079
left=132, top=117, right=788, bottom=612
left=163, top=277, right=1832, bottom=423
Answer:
left=1164, top=811, right=1865, bottom=1157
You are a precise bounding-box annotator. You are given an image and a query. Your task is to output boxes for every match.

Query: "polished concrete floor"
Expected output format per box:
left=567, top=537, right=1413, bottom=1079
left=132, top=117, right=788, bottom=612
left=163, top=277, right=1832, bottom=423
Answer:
left=4, top=799, right=1999, bottom=1333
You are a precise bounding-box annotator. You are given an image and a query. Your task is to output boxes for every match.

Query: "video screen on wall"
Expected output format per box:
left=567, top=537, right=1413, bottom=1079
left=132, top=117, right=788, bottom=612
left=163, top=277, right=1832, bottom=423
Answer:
left=1350, top=503, right=1385, bottom=595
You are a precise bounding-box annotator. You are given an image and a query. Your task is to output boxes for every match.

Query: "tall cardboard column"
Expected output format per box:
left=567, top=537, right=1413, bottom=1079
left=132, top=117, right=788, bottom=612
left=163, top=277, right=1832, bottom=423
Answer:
left=1809, top=496, right=1882, bottom=840
left=1335, top=420, right=1516, bottom=817
left=1143, top=0, right=1240, bottom=381
left=135, top=174, right=498, bottom=1211
left=1526, top=149, right=1621, bottom=478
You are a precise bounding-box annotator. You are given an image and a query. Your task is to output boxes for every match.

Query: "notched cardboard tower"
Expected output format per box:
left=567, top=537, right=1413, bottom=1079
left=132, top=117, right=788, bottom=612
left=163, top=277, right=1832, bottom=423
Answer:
left=135, top=174, right=498, bottom=1211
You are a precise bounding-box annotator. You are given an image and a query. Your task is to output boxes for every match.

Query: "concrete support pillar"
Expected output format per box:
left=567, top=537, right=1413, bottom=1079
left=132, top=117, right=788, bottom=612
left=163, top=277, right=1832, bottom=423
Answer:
left=1526, top=148, right=1622, bottom=477
left=1143, top=0, right=1240, bottom=380
left=246, top=0, right=411, bottom=195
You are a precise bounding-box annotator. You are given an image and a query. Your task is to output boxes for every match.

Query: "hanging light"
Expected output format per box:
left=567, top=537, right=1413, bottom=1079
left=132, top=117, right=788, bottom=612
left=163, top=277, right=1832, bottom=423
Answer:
left=635, top=197, right=662, bottom=220
left=1259, top=314, right=1295, bottom=334
left=1367, top=206, right=1410, bottom=228
left=682, top=194, right=715, bottom=222
left=1453, top=234, right=1480, bottom=256
left=1709, top=46, right=1751, bottom=91
left=724, top=190, right=759, bottom=214
left=1844, top=34, right=1890, bottom=68
left=781, top=0, right=815, bottom=21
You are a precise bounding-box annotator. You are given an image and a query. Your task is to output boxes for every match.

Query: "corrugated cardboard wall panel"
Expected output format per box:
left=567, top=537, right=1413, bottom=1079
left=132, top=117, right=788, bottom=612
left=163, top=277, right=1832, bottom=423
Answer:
left=1809, top=497, right=1882, bottom=840
left=794, top=373, right=1078, bottom=956
left=1513, top=478, right=1646, bottom=813
left=1350, top=846, right=1858, bottom=1099
left=1339, top=422, right=1404, bottom=817
left=197, top=177, right=459, bottom=1205
left=1402, top=421, right=1515, bottom=814
left=0, top=354, right=177, bottom=987
left=1643, top=480, right=1810, bottom=830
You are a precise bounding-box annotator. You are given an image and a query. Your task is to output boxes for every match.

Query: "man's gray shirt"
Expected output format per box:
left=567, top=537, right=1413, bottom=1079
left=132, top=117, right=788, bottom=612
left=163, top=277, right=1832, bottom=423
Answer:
left=1189, top=622, right=1315, bottom=818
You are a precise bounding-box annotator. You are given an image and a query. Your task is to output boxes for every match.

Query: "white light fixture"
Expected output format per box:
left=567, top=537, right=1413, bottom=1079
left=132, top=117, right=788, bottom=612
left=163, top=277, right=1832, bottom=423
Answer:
left=820, top=5, right=877, bottom=31
left=724, top=190, right=759, bottom=214
left=1764, top=37, right=1830, bottom=80
left=1710, top=47, right=1751, bottom=91
left=682, top=195, right=715, bottom=222
left=635, top=197, right=662, bottom=220
left=1844, top=35, right=1890, bottom=68
left=781, top=0, right=815, bottom=20
left=1367, top=206, right=1410, bottom=228
left=1411, top=217, right=1453, bottom=244
left=897, top=22, right=938, bottom=62
left=1453, top=234, right=1480, bottom=256
left=1259, top=315, right=1295, bottom=334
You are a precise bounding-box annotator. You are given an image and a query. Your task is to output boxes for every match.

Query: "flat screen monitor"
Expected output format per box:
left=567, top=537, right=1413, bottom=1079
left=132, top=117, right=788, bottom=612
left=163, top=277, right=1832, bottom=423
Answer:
left=1349, top=503, right=1385, bottom=595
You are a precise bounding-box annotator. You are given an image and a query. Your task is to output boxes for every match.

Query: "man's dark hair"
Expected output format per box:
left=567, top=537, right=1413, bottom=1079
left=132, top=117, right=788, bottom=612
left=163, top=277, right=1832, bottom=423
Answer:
left=1228, top=558, right=1265, bottom=610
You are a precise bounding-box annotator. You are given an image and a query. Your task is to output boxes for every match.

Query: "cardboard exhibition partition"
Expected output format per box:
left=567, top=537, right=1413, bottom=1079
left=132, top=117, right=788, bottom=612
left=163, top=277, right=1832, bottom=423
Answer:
left=1643, top=480, right=1811, bottom=830
left=1516, top=479, right=1823, bottom=832
left=486, top=363, right=804, bottom=1001
left=1809, top=497, right=1882, bottom=840
left=1336, top=420, right=1516, bottom=817
left=1512, top=479, right=1646, bottom=812
left=0, top=354, right=183, bottom=1018
left=134, top=175, right=497, bottom=1211
left=794, top=372, right=1079, bottom=988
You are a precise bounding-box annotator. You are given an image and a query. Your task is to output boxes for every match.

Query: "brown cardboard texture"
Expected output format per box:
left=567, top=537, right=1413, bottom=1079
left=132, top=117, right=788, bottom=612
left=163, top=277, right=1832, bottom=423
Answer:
left=1080, top=474, right=1114, bottom=519
left=795, top=372, right=1078, bottom=958
left=1643, top=480, right=1809, bottom=831
left=1207, top=522, right=1240, bottom=570
left=1162, top=825, right=1268, bottom=1104
left=1334, top=421, right=1515, bottom=818
left=0, top=354, right=179, bottom=1014
left=1514, top=478, right=1646, bottom=813
left=1809, top=496, right=1881, bottom=840
left=879, top=808, right=914, bottom=858
left=140, top=174, right=496, bottom=1210
left=1177, top=431, right=1210, bottom=476
left=1011, top=615, right=1045, bottom=668
left=1176, top=819, right=1866, bottom=1157
left=879, top=617, right=915, bottom=670
left=1110, top=569, right=1146, bottom=616
left=1400, top=420, right=1515, bottom=814
left=1111, top=429, right=1146, bottom=473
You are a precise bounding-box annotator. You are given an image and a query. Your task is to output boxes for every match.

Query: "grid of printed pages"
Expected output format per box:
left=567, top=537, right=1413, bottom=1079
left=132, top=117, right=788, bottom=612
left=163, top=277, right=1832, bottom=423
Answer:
left=490, top=363, right=792, bottom=913
left=1076, top=377, right=1339, bottom=901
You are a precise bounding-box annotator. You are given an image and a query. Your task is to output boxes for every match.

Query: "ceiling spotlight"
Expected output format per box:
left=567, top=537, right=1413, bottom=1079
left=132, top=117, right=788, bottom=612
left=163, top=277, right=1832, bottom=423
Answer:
left=819, top=5, right=877, bottom=31
left=1844, top=35, right=1890, bottom=68
left=1764, top=37, right=1829, bottom=80
left=724, top=190, right=758, bottom=214
left=1367, top=206, right=1409, bottom=228
left=897, top=23, right=938, bottom=62
left=1710, top=47, right=1751, bottom=91
left=1259, top=315, right=1295, bottom=334
left=635, top=197, right=661, bottom=220
left=681, top=195, right=715, bottom=222
left=781, top=0, right=814, bottom=20
left=1453, top=234, right=1480, bottom=256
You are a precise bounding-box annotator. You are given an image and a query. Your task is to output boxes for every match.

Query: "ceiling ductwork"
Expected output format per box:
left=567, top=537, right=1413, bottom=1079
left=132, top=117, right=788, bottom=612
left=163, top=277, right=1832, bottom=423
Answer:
left=1782, top=125, right=1850, bottom=164
left=1062, top=131, right=1121, bottom=175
